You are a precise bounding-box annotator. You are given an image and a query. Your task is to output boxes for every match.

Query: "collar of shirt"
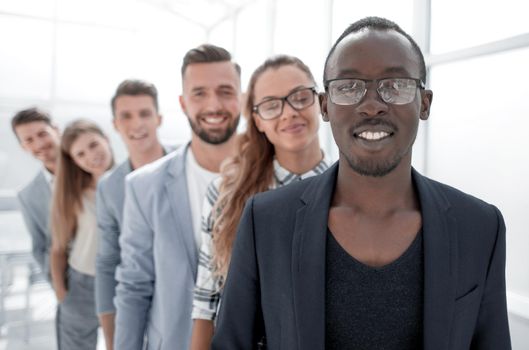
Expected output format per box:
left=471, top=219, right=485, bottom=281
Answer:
left=273, top=151, right=331, bottom=187
left=42, top=167, right=54, bottom=188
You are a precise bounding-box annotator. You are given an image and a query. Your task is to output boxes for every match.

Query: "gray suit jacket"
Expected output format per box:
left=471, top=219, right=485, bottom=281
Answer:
left=95, top=145, right=177, bottom=315
left=95, top=160, right=132, bottom=314
left=17, top=170, right=52, bottom=281
left=115, top=144, right=198, bottom=350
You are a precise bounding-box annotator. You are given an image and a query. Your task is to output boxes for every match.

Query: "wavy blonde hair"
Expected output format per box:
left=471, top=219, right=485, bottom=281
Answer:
left=51, top=119, right=113, bottom=250
left=212, top=55, right=316, bottom=282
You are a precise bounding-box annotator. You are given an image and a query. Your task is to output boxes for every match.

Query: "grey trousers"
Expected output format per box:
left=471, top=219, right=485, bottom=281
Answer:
left=56, top=267, right=99, bottom=350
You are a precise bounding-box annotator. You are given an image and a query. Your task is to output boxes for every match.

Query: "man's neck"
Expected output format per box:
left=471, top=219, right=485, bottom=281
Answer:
left=333, top=157, right=419, bottom=215
left=189, top=134, right=238, bottom=173
left=129, top=142, right=165, bottom=170
left=43, top=161, right=56, bottom=175
left=275, top=138, right=322, bottom=175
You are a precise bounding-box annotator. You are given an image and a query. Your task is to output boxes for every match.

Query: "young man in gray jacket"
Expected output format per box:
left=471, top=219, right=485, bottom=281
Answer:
left=12, top=108, right=61, bottom=281
left=95, top=79, right=172, bottom=350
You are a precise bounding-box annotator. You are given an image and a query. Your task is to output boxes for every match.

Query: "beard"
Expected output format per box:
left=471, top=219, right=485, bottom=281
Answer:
left=187, top=110, right=240, bottom=145
left=341, top=118, right=415, bottom=177
left=342, top=151, right=403, bottom=177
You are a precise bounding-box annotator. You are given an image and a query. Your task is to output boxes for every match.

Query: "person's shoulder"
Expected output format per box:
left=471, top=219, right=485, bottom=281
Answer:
left=253, top=175, right=318, bottom=210
left=420, top=173, right=500, bottom=220
left=126, top=146, right=186, bottom=188
left=99, top=161, right=130, bottom=189
left=18, top=170, right=46, bottom=199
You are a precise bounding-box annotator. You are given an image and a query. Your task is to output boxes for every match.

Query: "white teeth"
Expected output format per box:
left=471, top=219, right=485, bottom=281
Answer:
left=358, top=131, right=389, bottom=140
left=204, top=117, right=224, bottom=125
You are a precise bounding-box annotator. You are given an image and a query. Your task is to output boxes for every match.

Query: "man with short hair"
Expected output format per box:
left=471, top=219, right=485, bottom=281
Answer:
left=12, top=108, right=61, bottom=281
left=95, top=79, right=172, bottom=350
left=212, top=17, right=511, bottom=349
left=115, top=44, right=241, bottom=350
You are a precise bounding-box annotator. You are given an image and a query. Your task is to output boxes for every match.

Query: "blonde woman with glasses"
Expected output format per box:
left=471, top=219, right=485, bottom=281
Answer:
left=190, top=55, right=330, bottom=350
left=50, top=119, right=113, bottom=350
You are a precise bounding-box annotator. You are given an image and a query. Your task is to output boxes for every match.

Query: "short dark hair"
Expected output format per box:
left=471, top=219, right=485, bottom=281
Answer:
left=11, top=107, right=53, bottom=136
left=324, top=16, right=427, bottom=84
left=111, top=79, right=159, bottom=116
left=181, top=44, right=241, bottom=78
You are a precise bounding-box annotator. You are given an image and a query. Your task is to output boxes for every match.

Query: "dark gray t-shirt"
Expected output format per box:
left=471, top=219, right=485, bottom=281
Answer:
left=325, top=229, right=424, bottom=350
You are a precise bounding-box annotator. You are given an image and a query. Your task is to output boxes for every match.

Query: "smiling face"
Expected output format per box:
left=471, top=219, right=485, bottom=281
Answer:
left=15, top=121, right=60, bottom=166
left=253, top=65, right=320, bottom=155
left=69, top=132, right=113, bottom=178
left=179, top=61, right=241, bottom=145
left=113, top=94, right=162, bottom=155
left=321, top=29, right=432, bottom=177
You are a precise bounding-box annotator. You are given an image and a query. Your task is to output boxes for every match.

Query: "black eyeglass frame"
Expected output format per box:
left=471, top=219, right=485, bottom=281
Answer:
left=252, top=86, right=318, bottom=120
left=323, top=77, right=425, bottom=105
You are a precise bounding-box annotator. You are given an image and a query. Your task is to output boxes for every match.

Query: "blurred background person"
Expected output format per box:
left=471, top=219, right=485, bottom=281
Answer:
left=95, top=79, right=174, bottom=350
left=190, top=55, right=330, bottom=350
left=11, top=108, right=61, bottom=282
left=50, top=119, right=114, bottom=350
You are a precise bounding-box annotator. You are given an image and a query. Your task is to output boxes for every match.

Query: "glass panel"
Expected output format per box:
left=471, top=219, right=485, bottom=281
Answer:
left=234, top=0, right=269, bottom=88
left=332, top=0, right=415, bottom=42
left=56, top=0, right=137, bottom=28
left=209, top=19, right=235, bottom=56
left=274, top=0, right=327, bottom=83
left=54, top=22, right=136, bottom=102
left=428, top=48, right=529, bottom=294
left=431, top=0, right=529, bottom=53
left=0, top=15, right=53, bottom=100
left=0, top=0, right=55, bottom=18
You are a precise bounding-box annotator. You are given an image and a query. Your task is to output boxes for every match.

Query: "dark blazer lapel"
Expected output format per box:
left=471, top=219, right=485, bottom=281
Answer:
left=165, top=145, right=197, bottom=275
left=413, top=169, right=457, bottom=350
left=291, top=163, right=338, bottom=350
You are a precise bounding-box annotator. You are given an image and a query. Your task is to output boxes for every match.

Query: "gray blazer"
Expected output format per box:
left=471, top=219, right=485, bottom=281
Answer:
left=95, top=145, right=176, bottom=315
left=115, top=144, right=198, bottom=350
left=17, top=170, right=52, bottom=281
left=95, top=160, right=132, bottom=314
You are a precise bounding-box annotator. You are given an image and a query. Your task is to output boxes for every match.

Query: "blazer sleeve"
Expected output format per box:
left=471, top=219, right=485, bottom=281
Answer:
left=114, top=179, right=154, bottom=349
left=471, top=206, right=512, bottom=349
left=95, top=181, right=121, bottom=315
left=17, top=193, right=50, bottom=280
left=212, top=197, right=265, bottom=350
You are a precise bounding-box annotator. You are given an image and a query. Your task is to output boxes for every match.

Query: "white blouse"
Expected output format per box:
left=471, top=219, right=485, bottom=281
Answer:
left=68, top=190, right=98, bottom=276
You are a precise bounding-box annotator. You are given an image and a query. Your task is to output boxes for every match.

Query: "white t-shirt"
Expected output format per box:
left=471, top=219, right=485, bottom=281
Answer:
left=185, top=149, right=218, bottom=250
left=43, top=167, right=54, bottom=188
left=69, top=190, right=98, bottom=276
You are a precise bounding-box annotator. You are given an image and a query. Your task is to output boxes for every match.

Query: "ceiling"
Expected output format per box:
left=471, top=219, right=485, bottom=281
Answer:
left=141, top=0, right=257, bottom=29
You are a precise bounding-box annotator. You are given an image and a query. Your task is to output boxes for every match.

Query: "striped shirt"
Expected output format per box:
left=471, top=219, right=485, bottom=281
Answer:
left=192, top=155, right=330, bottom=321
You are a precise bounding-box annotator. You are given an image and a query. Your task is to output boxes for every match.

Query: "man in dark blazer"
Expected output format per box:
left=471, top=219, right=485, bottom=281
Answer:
left=212, top=17, right=511, bottom=350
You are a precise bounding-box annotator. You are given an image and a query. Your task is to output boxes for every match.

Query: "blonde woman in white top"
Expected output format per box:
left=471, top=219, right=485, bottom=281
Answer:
left=51, top=119, right=113, bottom=350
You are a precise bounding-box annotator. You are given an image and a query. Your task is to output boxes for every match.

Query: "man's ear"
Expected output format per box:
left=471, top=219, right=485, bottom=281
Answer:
left=319, top=92, right=329, bottom=122
left=420, top=90, right=433, bottom=121
left=179, top=95, right=187, bottom=115
left=112, top=117, right=118, bottom=131
left=156, top=114, right=163, bottom=127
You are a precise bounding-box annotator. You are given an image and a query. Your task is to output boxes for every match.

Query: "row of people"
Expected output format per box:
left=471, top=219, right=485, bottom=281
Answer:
left=11, top=16, right=510, bottom=350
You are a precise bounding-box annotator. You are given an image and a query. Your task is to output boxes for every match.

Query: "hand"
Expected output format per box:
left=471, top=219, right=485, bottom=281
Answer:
left=55, top=287, right=68, bottom=303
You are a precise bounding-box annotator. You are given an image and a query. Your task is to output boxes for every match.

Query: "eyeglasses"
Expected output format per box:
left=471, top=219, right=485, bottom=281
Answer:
left=324, top=78, right=425, bottom=106
left=253, top=87, right=317, bottom=120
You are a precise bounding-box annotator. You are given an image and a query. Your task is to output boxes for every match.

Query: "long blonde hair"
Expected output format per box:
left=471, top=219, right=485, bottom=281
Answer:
left=51, top=119, right=112, bottom=250
left=212, top=55, right=316, bottom=281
